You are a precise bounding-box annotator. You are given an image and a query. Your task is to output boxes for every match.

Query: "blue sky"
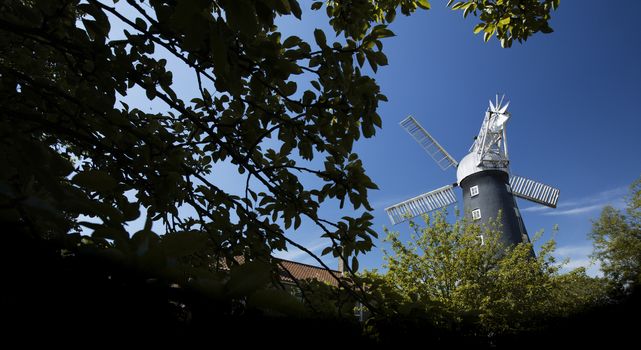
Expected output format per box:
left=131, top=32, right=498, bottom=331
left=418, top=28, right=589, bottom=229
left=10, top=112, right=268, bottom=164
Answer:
left=271, top=1, right=641, bottom=276
left=104, top=1, right=641, bottom=276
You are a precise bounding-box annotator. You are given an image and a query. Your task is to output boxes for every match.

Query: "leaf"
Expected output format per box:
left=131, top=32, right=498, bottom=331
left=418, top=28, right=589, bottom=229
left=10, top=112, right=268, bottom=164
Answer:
left=365, top=50, right=378, bottom=72
left=371, top=25, right=395, bottom=39
left=77, top=3, right=110, bottom=38
left=313, top=29, right=327, bottom=48
left=278, top=0, right=291, bottom=13
left=145, top=86, right=156, bottom=100
left=82, top=19, right=103, bottom=41
left=135, top=17, right=147, bottom=31
left=373, top=51, right=388, bottom=66
left=483, top=31, right=492, bottom=42
left=451, top=2, right=465, bottom=10
left=281, top=81, right=297, bottom=96
left=311, top=2, right=323, bottom=10
left=351, top=256, right=359, bottom=272
left=417, top=0, right=431, bottom=10
left=289, top=0, right=302, bottom=18
left=282, top=35, right=301, bottom=48
left=294, top=215, right=301, bottom=229
left=356, top=51, right=365, bottom=67
left=72, top=170, right=118, bottom=192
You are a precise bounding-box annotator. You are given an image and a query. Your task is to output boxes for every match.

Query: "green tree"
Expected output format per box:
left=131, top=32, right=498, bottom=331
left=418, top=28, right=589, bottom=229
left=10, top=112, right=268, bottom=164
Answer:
left=448, top=0, right=560, bottom=47
left=375, top=211, right=604, bottom=335
left=0, top=0, right=559, bottom=308
left=590, top=176, right=641, bottom=294
left=548, top=266, right=608, bottom=317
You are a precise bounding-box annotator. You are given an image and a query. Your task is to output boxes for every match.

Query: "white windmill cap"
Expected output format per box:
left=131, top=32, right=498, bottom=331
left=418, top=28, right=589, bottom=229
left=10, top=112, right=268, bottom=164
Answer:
left=456, top=152, right=508, bottom=185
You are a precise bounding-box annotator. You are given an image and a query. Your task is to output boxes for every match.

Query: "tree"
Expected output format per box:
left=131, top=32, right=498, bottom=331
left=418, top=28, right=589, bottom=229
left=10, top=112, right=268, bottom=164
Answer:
left=590, top=176, right=641, bottom=294
left=0, top=0, right=559, bottom=311
left=372, top=210, right=604, bottom=335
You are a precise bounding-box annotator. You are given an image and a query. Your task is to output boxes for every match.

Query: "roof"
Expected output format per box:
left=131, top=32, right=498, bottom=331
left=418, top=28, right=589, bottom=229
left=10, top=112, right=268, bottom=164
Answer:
left=277, top=259, right=341, bottom=287
left=220, top=256, right=342, bottom=287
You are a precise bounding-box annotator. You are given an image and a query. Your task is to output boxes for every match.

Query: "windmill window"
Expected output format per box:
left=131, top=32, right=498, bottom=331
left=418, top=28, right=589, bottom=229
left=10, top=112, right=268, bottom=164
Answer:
left=506, top=184, right=512, bottom=193
left=472, top=208, right=481, bottom=220
left=470, top=185, right=479, bottom=197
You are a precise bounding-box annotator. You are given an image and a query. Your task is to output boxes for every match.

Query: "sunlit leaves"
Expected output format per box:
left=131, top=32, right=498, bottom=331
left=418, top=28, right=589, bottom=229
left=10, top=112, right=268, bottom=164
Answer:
left=590, top=178, right=641, bottom=294
left=417, top=0, right=431, bottom=10
left=378, top=211, right=605, bottom=334
left=448, top=0, right=559, bottom=47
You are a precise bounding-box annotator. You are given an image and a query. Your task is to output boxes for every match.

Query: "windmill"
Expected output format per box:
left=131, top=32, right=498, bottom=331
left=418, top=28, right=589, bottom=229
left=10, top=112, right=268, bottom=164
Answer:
left=385, top=96, right=560, bottom=247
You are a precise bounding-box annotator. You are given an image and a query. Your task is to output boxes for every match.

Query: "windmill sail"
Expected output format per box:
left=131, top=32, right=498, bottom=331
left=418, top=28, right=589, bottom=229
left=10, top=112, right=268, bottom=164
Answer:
left=385, top=185, right=457, bottom=225
left=400, top=116, right=459, bottom=170
left=510, top=175, right=560, bottom=208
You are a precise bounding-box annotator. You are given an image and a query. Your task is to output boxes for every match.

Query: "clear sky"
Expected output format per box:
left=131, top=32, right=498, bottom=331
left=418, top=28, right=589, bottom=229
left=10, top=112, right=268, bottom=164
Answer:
left=106, top=1, right=641, bottom=276
left=271, top=1, right=641, bottom=276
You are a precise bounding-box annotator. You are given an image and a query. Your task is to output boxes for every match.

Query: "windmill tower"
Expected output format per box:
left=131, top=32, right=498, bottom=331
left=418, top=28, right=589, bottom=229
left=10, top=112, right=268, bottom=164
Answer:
left=385, top=96, right=560, bottom=247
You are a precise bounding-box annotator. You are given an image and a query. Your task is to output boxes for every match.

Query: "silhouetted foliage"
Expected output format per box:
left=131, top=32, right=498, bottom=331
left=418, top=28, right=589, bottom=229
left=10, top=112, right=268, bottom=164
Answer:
left=1, top=0, right=564, bottom=345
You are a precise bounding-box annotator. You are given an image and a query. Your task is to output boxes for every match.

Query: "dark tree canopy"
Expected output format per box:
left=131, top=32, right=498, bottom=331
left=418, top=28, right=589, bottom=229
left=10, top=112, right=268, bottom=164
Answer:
left=0, top=0, right=559, bottom=312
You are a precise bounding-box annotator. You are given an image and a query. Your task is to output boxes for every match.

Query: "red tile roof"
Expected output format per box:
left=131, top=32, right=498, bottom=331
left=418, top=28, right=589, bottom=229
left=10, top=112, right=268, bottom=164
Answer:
left=276, top=259, right=341, bottom=287
left=220, top=256, right=342, bottom=287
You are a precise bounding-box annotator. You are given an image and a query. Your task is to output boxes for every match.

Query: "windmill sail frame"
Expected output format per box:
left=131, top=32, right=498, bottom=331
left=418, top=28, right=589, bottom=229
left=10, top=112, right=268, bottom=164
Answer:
left=385, top=185, right=457, bottom=225
left=400, top=116, right=459, bottom=170
left=510, top=175, right=560, bottom=208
